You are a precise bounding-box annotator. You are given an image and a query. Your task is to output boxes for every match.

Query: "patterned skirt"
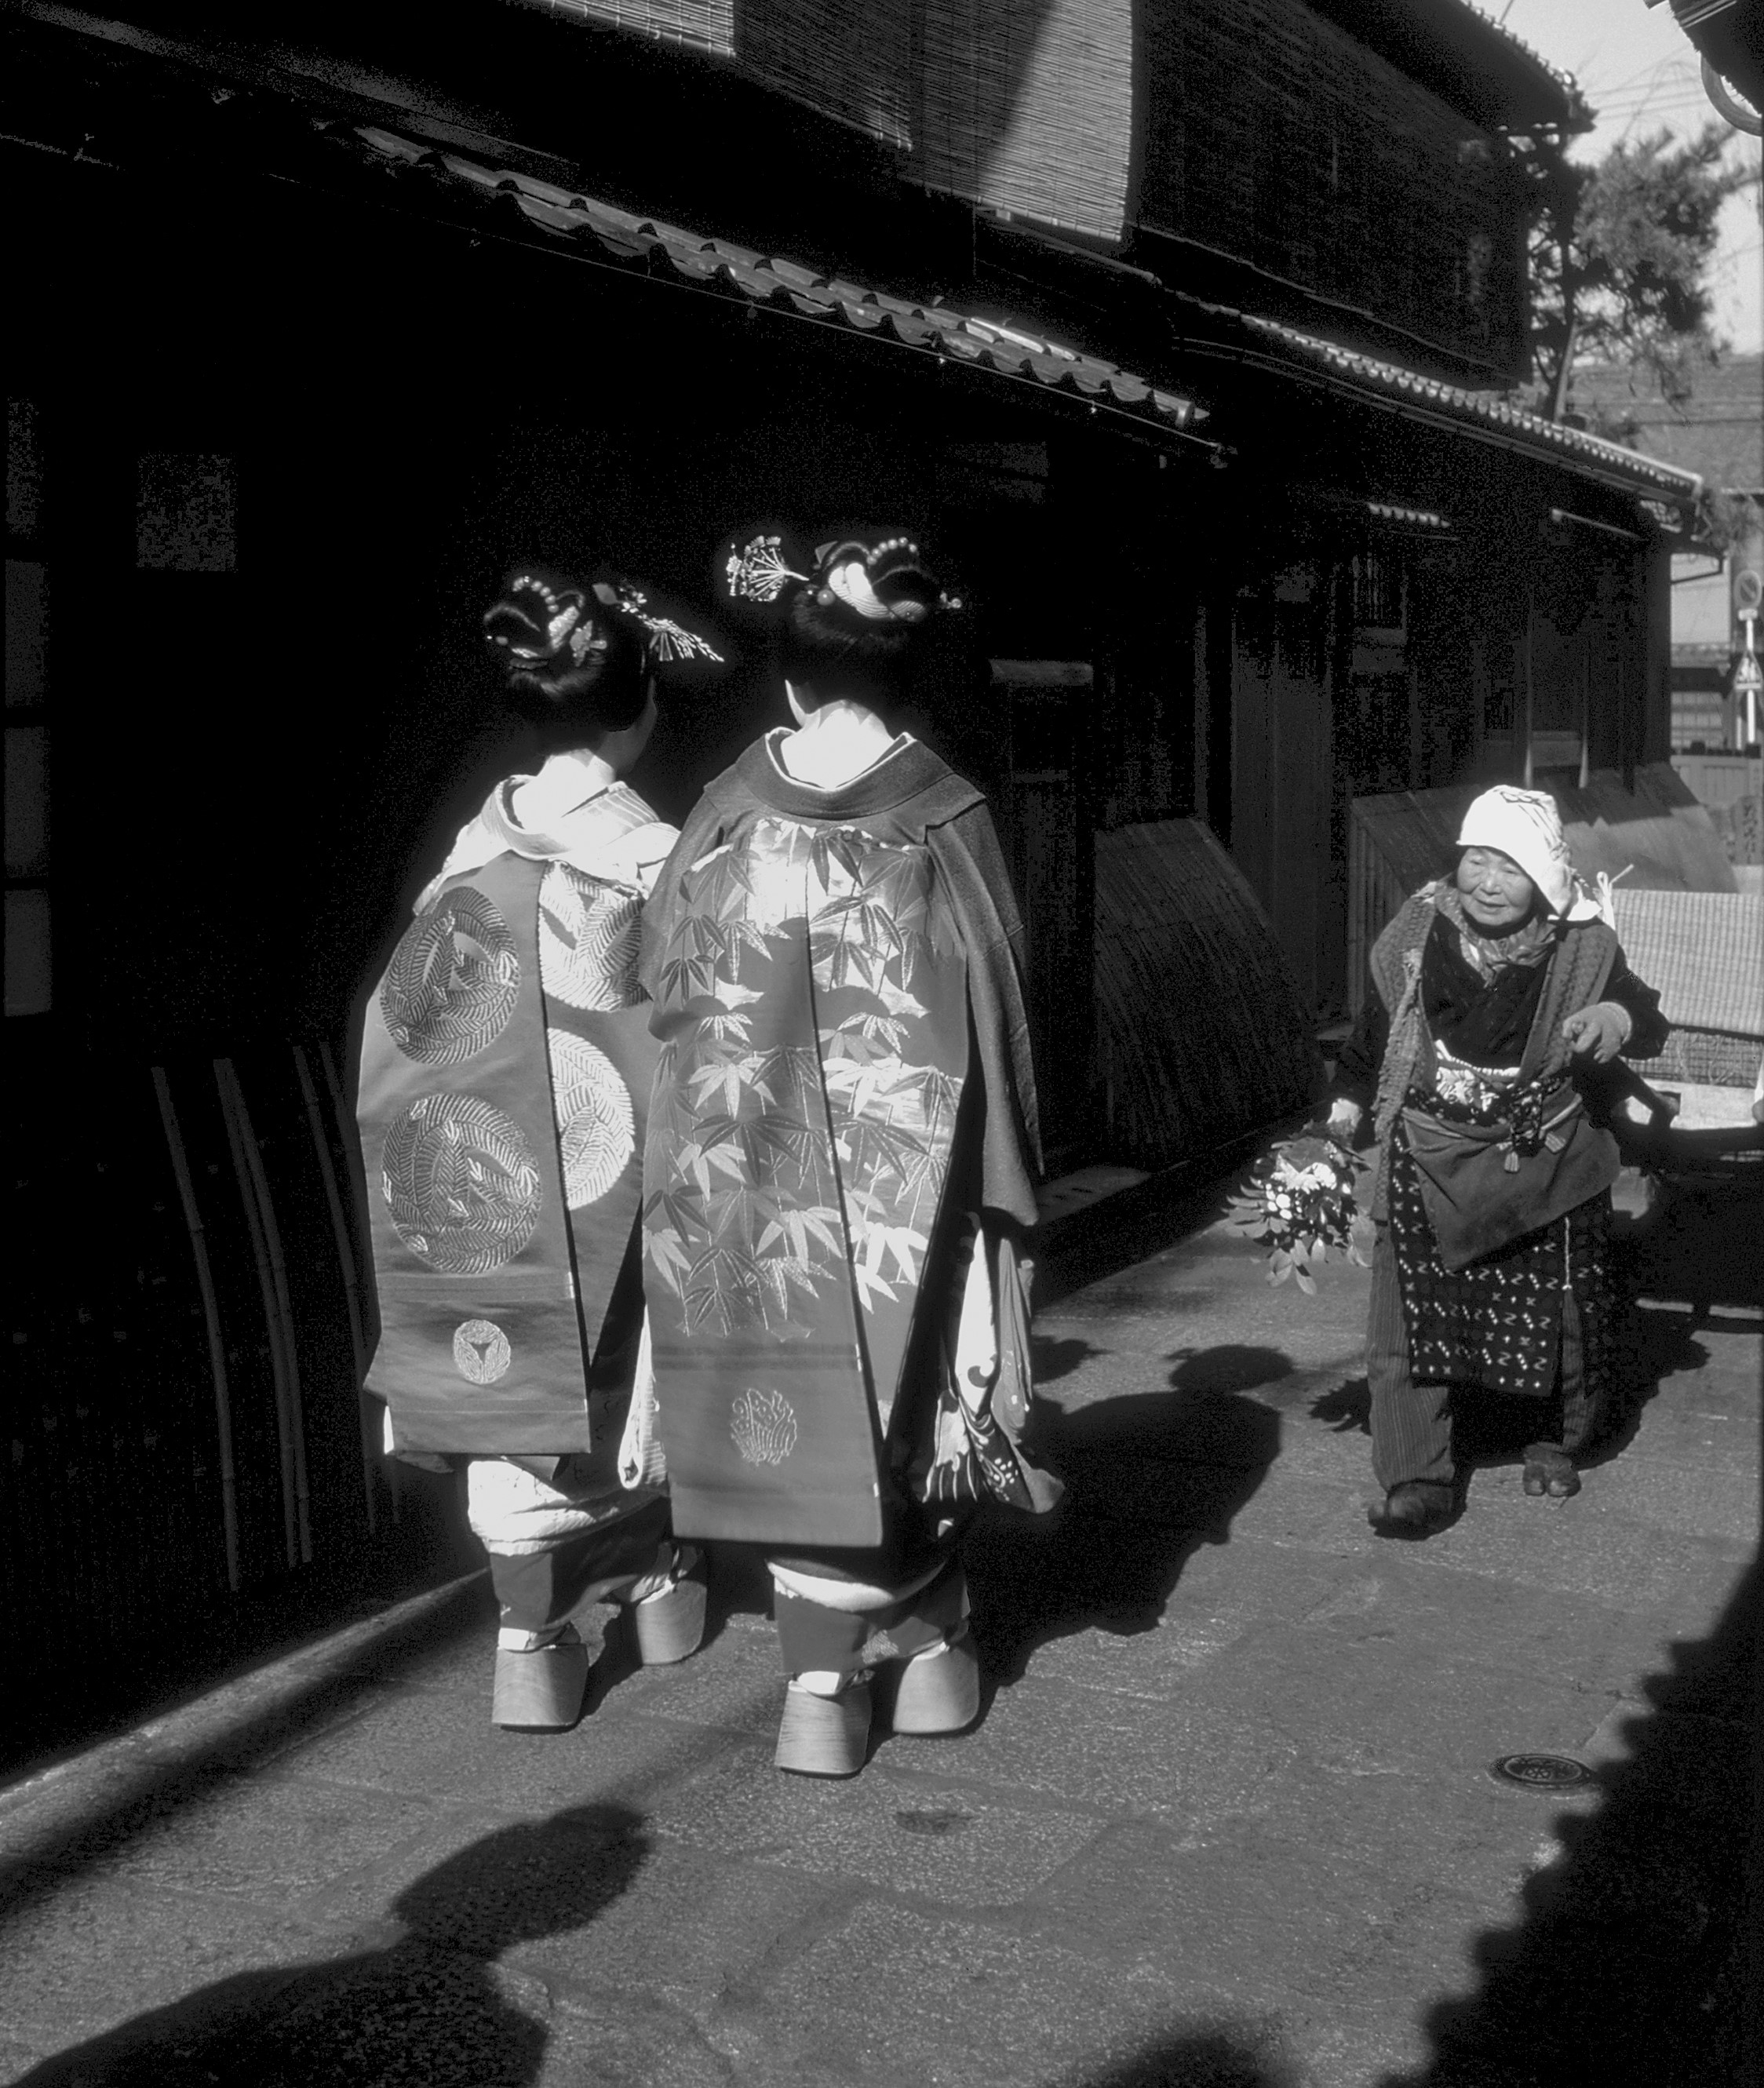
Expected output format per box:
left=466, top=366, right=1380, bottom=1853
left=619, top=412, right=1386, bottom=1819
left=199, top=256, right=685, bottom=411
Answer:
left=1387, top=1122, right=1615, bottom=1400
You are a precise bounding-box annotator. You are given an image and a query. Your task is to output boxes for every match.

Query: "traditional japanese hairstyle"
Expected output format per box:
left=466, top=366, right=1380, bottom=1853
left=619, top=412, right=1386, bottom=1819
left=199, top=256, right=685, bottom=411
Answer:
left=720, top=525, right=962, bottom=695
left=483, top=563, right=723, bottom=743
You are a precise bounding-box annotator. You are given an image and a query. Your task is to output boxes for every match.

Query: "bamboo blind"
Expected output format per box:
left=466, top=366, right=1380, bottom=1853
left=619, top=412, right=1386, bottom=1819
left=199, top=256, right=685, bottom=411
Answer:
left=566, top=0, right=733, bottom=54
left=913, top=0, right=1134, bottom=242
left=1139, top=0, right=1526, bottom=375
left=738, top=0, right=915, bottom=148
left=559, top=0, right=1133, bottom=241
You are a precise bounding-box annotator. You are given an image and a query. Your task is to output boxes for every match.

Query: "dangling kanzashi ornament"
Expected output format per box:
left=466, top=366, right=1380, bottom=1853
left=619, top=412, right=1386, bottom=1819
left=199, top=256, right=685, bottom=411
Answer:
left=724, top=533, right=808, bottom=605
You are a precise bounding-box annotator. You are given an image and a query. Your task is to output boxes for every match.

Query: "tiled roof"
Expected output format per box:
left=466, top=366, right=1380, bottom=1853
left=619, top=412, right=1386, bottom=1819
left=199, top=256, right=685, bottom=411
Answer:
left=1566, top=355, right=1764, bottom=494
left=347, top=127, right=1206, bottom=438
left=1239, top=315, right=1704, bottom=503
left=344, top=127, right=1698, bottom=511
left=1453, top=0, right=1586, bottom=118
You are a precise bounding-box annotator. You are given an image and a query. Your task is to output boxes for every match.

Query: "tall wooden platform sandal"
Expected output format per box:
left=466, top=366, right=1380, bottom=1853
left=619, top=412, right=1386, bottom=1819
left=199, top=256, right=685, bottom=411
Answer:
left=774, top=1675, right=873, bottom=1776
left=628, top=1543, right=709, bottom=1665
left=1522, top=1444, right=1581, bottom=1500
left=881, top=1623, right=982, bottom=1736
left=492, top=1630, right=592, bottom=1731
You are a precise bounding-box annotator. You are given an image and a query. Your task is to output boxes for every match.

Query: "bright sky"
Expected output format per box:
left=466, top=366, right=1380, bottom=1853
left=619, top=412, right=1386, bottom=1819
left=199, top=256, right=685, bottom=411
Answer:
left=1496, top=0, right=1762, bottom=353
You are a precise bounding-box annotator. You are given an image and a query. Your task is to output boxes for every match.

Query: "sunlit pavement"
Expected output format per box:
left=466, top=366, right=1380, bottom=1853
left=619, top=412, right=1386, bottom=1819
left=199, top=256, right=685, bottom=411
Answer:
left=2, top=1182, right=1755, bottom=2087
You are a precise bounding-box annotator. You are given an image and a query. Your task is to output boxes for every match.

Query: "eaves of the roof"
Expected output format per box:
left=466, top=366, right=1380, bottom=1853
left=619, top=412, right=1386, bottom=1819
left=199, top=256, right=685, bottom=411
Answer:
left=345, top=126, right=1208, bottom=444
left=1305, top=0, right=1590, bottom=134
left=346, top=127, right=1704, bottom=519
left=1228, top=315, right=1705, bottom=508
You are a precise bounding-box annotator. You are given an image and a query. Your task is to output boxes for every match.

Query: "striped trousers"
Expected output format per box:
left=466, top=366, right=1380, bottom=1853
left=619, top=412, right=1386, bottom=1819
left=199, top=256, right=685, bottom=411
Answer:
left=1366, top=1224, right=1602, bottom=1492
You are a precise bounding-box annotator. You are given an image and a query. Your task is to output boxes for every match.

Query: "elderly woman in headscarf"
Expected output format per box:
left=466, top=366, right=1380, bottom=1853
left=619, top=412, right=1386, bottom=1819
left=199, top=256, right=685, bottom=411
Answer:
left=633, top=527, right=1060, bottom=1777
left=355, top=566, right=720, bottom=1729
left=1329, top=785, right=1667, bottom=1537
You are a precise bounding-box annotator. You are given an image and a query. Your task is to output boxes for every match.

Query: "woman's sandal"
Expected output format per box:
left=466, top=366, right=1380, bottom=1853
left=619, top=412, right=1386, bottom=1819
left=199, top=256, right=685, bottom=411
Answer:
left=1522, top=1444, right=1581, bottom=1500
left=1367, top=1481, right=1454, bottom=1538
left=774, top=1678, right=873, bottom=1776
left=492, top=1632, right=591, bottom=1731
left=881, top=1625, right=982, bottom=1736
left=628, top=1545, right=709, bottom=1666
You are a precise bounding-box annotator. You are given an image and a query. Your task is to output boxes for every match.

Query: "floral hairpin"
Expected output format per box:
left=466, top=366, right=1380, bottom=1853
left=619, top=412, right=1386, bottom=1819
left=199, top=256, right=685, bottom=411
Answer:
left=726, top=534, right=809, bottom=604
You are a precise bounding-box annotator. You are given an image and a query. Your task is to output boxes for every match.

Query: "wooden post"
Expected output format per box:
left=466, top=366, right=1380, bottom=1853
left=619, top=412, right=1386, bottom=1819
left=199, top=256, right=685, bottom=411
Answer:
left=1522, top=588, right=1536, bottom=789
left=215, top=1059, right=304, bottom=1568
left=228, top=1062, right=312, bottom=1564
left=294, top=1044, right=377, bottom=1536
left=151, top=1068, right=240, bottom=1593
left=318, top=1038, right=398, bottom=1522
left=1191, top=598, right=1209, bottom=823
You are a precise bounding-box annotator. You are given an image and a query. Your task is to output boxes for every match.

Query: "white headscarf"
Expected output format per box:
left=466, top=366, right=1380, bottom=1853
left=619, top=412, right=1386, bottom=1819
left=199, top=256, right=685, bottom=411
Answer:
left=1455, top=785, right=1600, bottom=922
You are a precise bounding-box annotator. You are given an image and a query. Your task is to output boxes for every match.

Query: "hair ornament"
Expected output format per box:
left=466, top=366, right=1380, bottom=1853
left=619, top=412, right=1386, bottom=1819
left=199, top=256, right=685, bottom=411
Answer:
left=484, top=572, right=596, bottom=663
left=726, top=533, right=810, bottom=604
left=636, top=613, right=723, bottom=666
left=826, top=556, right=927, bottom=624
left=566, top=618, right=604, bottom=665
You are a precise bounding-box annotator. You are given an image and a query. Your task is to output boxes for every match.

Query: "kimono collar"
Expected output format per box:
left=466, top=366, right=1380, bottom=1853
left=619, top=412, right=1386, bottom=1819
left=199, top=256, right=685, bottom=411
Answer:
left=1433, top=884, right=1558, bottom=976
left=720, top=729, right=982, bottom=839
left=414, top=771, right=676, bottom=913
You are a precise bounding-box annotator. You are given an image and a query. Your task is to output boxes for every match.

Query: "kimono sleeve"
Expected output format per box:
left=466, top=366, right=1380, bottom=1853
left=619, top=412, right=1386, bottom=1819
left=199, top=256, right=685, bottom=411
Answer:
left=638, top=793, right=728, bottom=1004
left=1608, top=946, right=1669, bottom=1062
left=927, top=801, right=1041, bottom=1230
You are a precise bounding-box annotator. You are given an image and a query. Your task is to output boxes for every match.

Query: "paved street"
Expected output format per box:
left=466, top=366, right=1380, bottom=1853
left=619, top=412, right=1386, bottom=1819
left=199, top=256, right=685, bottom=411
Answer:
left=2, top=1182, right=1756, bottom=2088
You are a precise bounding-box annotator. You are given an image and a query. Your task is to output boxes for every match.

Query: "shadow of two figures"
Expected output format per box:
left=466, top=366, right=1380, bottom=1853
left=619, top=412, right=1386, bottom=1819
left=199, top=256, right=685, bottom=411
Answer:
left=21, top=1339, right=1306, bottom=2088
left=16, top=1808, right=647, bottom=2086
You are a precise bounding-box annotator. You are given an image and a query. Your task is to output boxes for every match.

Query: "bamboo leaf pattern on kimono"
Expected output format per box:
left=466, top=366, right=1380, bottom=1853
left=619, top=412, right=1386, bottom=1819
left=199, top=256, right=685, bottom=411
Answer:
left=645, top=816, right=964, bottom=1336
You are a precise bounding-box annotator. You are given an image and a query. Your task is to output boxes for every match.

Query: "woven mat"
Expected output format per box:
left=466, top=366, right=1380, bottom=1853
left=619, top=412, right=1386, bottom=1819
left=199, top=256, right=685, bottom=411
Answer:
left=1612, top=889, right=1763, bottom=1039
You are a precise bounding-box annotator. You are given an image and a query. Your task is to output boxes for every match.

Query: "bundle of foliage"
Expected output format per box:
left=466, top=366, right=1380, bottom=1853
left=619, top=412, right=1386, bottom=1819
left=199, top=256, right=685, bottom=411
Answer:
left=1228, top=1133, right=1372, bottom=1297
left=1523, top=122, right=1748, bottom=423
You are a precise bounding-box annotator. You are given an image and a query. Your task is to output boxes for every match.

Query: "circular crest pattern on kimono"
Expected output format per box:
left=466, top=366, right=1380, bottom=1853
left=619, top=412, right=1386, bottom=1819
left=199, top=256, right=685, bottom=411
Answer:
left=381, top=1092, right=542, bottom=1274
left=537, top=865, right=643, bottom=1011
left=452, top=1317, right=513, bottom=1384
left=546, top=1029, right=635, bottom=1208
left=380, top=886, right=520, bottom=1066
left=731, top=1387, right=798, bottom=1465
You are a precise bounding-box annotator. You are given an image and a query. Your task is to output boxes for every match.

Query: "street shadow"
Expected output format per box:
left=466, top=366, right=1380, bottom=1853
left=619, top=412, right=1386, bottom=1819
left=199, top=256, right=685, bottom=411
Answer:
left=1074, top=2024, right=1298, bottom=2086
left=13, top=1804, right=649, bottom=2085
left=1033, top=1332, right=1109, bottom=1385
left=964, top=1349, right=1286, bottom=1688
left=1309, top=1375, right=1370, bottom=1434
left=1379, top=1559, right=1759, bottom=2088
left=1616, top=1171, right=1764, bottom=1320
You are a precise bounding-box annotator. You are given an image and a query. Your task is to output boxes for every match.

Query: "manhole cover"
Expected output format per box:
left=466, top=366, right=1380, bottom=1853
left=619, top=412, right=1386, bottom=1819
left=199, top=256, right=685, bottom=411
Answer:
left=894, top=1809, right=971, bottom=1837
left=1489, top=1752, right=1595, bottom=1791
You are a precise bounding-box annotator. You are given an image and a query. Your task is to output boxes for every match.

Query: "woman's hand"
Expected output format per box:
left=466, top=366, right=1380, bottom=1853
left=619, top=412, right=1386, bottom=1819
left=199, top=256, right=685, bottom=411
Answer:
left=1560, top=1002, right=1631, bottom=1065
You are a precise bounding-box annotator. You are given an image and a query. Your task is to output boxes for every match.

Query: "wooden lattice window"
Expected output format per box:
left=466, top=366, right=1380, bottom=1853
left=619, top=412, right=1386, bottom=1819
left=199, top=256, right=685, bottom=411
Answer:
left=1351, top=551, right=1405, bottom=636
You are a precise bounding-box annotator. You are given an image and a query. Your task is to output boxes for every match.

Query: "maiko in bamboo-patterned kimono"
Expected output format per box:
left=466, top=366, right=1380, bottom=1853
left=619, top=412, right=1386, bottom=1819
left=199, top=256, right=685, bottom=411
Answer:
left=639, top=731, right=1055, bottom=1551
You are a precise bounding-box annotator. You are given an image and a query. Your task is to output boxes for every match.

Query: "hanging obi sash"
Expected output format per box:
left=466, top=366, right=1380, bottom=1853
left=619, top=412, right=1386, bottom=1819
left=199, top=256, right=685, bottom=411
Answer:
left=643, top=815, right=971, bottom=1545
left=359, top=851, right=659, bottom=1456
